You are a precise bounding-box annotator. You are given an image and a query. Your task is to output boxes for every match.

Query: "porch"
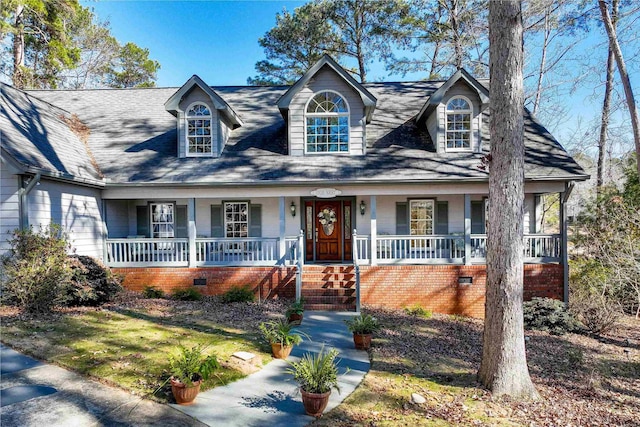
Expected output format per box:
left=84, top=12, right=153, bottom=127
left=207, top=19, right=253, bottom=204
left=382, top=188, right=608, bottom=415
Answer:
left=104, top=232, right=562, bottom=267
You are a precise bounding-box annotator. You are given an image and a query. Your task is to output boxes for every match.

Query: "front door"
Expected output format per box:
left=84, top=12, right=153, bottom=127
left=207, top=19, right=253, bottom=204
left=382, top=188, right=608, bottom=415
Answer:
left=315, top=200, right=342, bottom=261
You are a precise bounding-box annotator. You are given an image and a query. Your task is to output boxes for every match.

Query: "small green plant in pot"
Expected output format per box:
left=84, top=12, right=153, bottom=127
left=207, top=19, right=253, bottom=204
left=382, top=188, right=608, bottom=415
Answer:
left=168, top=344, right=220, bottom=405
left=345, top=313, right=380, bottom=350
left=287, top=347, right=341, bottom=418
left=286, top=299, right=305, bottom=325
left=259, top=318, right=306, bottom=359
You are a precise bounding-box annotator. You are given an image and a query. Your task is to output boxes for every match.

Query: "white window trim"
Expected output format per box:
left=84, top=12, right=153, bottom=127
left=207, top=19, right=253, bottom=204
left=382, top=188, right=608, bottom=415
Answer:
left=149, top=202, right=175, bottom=239
left=223, top=201, right=249, bottom=239
left=303, top=90, right=351, bottom=155
left=185, top=102, right=214, bottom=158
left=444, top=95, right=473, bottom=153
left=409, top=199, right=435, bottom=236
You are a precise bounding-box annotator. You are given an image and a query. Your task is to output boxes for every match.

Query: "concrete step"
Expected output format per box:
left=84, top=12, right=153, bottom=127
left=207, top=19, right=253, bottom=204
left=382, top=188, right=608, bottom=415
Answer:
left=300, top=273, right=356, bottom=280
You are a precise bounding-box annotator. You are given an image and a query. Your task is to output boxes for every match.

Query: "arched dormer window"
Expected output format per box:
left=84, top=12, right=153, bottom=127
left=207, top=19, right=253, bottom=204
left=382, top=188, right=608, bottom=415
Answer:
left=186, top=103, right=212, bottom=156
left=445, top=96, right=472, bottom=151
left=305, top=91, right=349, bottom=153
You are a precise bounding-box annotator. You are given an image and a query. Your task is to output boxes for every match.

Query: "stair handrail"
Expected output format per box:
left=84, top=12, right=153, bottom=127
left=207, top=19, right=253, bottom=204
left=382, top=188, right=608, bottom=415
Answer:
left=296, top=229, right=304, bottom=302
left=352, top=228, right=361, bottom=312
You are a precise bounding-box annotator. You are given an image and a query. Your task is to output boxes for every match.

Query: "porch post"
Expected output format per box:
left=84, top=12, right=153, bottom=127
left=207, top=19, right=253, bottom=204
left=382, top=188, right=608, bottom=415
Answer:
left=464, top=194, right=471, bottom=265
left=101, top=200, right=108, bottom=263
left=188, top=198, right=196, bottom=268
left=279, top=196, right=286, bottom=263
left=560, top=185, right=571, bottom=306
left=533, top=194, right=542, bottom=233
left=370, top=196, right=377, bottom=266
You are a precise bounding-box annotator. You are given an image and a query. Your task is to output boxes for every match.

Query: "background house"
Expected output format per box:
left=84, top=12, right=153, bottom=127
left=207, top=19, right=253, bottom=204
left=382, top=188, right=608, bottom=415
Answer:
left=1, top=56, right=588, bottom=317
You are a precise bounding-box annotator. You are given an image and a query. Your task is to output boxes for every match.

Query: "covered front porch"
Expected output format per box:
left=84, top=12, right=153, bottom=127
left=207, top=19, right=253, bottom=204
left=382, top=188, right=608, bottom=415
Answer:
left=102, top=186, right=567, bottom=269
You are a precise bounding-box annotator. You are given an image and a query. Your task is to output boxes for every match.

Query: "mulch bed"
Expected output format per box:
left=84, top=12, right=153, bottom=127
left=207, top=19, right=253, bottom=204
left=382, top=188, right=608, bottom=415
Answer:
left=364, top=308, right=639, bottom=426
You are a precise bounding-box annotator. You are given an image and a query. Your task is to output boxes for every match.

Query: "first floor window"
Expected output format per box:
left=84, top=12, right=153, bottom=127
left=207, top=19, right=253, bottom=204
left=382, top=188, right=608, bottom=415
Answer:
left=225, top=202, right=248, bottom=238
left=410, top=200, right=434, bottom=236
left=150, top=203, right=174, bottom=238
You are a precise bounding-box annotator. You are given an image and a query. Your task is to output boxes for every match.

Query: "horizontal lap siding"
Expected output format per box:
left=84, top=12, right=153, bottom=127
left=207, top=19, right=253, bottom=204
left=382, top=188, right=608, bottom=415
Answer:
left=289, top=66, right=365, bottom=156
left=0, top=163, right=20, bottom=255
left=27, top=179, right=103, bottom=258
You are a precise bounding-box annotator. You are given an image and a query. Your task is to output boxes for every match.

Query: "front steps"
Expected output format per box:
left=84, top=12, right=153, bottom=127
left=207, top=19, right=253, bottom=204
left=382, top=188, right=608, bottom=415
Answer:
left=301, top=265, right=357, bottom=311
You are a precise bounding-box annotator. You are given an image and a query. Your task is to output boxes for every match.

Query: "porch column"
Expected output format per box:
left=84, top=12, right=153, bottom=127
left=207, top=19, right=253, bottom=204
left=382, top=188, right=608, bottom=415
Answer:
left=279, top=196, right=286, bottom=263
left=533, top=194, right=542, bottom=233
left=188, top=198, right=196, bottom=268
left=370, top=196, right=377, bottom=266
left=101, top=200, right=108, bottom=263
left=560, top=184, right=573, bottom=305
left=464, top=194, right=471, bottom=265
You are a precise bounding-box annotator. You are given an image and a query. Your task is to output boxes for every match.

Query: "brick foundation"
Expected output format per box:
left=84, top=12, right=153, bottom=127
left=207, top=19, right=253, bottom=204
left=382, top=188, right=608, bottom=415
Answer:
left=112, top=266, right=297, bottom=301
left=113, top=263, right=564, bottom=318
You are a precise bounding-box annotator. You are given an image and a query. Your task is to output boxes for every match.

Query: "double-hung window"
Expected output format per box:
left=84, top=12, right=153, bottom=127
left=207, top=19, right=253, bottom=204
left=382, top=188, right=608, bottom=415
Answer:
left=186, top=103, right=212, bottom=156
left=150, top=203, right=175, bottom=238
left=224, top=202, right=248, bottom=238
left=305, top=91, right=349, bottom=153
left=445, top=97, right=472, bottom=151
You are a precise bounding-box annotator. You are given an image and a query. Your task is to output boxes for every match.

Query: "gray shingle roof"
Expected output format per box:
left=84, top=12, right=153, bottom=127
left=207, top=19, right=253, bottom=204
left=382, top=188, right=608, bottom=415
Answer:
left=23, top=80, right=586, bottom=186
left=1, top=83, right=103, bottom=184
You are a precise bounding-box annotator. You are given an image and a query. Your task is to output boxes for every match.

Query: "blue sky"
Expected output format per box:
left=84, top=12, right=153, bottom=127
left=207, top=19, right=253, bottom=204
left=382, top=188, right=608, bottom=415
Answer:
left=80, top=1, right=637, bottom=154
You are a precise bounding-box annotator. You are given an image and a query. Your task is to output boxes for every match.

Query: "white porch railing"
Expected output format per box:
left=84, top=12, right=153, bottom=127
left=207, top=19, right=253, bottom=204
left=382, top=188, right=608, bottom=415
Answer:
left=354, top=234, right=370, bottom=265
left=106, top=238, right=189, bottom=267
left=195, top=237, right=279, bottom=266
left=374, top=235, right=465, bottom=264
left=470, top=234, right=561, bottom=263
left=284, top=236, right=300, bottom=265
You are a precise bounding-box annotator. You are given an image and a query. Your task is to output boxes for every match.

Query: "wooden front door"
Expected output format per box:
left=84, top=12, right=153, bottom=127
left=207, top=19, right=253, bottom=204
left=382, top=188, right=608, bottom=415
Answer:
left=315, top=200, right=342, bottom=261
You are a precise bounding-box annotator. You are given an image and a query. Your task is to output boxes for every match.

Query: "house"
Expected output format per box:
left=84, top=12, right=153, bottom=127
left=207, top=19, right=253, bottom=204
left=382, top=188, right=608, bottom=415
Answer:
left=0, top=55, right=588, bottom=317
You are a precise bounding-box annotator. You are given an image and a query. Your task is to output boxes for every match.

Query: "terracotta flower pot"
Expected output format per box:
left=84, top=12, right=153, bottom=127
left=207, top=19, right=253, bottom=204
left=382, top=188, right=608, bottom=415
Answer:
left=271, top=342, right=293, bottom=359
left=170, top=378, right=202, bottom=405
left=353, top=333, right=372, bottom=350
left=288, top=312, right=303, bottom=326
left=301, top=389, right=331, bottom=417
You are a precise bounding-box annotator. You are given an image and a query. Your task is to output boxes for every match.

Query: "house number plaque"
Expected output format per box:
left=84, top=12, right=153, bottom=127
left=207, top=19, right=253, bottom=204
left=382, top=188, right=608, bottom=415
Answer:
left=310, top=188, right=342, bottom=198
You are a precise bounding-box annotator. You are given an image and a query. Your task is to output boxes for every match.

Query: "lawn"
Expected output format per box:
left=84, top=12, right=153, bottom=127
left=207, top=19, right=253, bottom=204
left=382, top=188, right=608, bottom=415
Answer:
left=313, top=309, right=640, bottom=427
left=0, top=292, right=288, bottom=402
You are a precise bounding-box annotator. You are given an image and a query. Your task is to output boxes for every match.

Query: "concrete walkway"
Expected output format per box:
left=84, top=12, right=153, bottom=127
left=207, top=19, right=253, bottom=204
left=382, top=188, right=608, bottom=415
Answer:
left=171, top=311, right=370, bottom=427
left=0, top=344, right=204, bottom=426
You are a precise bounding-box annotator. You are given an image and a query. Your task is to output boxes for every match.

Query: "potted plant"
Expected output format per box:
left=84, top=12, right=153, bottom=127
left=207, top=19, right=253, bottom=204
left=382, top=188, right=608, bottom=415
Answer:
left=286, top=299, right=305, bottom=325
left=259, top=318, right=306, bottom=359
left=345, top=313, right=380, bottom=350
left=168, top=344, right=220, bottom=405
left=287, top=347, right=341, bottom=417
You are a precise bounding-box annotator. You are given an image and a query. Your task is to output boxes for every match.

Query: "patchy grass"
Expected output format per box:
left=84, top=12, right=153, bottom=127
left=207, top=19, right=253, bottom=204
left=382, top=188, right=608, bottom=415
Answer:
left=313, top=309, right=640, bottom=427
left=0, top=292, right=288, bottom=402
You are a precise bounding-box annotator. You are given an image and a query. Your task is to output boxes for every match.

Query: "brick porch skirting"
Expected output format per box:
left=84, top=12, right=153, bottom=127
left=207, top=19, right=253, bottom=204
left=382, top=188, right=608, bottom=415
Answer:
left=112, top=264, right=563, bottom=318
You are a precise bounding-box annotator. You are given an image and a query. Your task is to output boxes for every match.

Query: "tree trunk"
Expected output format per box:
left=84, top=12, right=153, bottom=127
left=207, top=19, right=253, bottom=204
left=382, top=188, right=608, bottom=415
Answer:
left=597, top=0, right=618, bottom=192
left=12, top=4, right=25, bottom=88
left=478, top=0, right=539, bottom=400
left=598, top=0, right=640, bottom=178
left=449, top=0, right=463, bottom=69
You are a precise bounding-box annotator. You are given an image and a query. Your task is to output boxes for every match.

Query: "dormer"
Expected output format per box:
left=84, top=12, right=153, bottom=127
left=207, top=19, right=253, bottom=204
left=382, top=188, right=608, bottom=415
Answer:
left=165, top=75, right=243, bottom=158
left=416, top=69, right=489, bottom=154
left=277, top=55, right=377, bottom=156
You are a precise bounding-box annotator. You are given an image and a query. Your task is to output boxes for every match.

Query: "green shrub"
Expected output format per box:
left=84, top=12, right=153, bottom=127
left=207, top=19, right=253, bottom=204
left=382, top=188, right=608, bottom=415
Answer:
left=63, top=256, right=122, bottom=306
left=1, top=225, right=73, bottom=313
left=523, top=297, right=581, bottom=335
left=219, top=285, right=255, bottom=303
left=259, top=318, right=306, bottom=346
left=142, top=286, right=165, bottom=299
left=172, top=287, right=202, bottom=301
left=403, top=304, right=432, bottom=318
